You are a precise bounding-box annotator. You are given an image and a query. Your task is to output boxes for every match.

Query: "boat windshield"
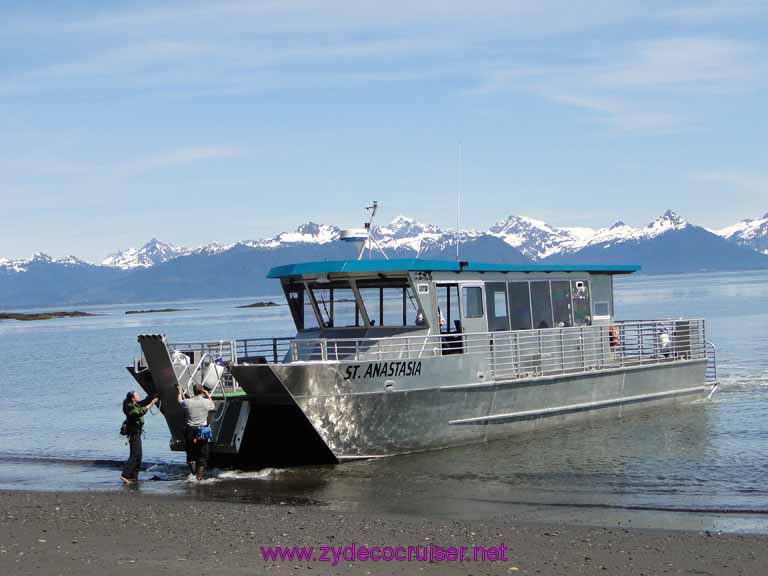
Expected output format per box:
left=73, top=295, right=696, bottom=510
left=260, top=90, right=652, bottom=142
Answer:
left=283, top=278, right=424, bottom=330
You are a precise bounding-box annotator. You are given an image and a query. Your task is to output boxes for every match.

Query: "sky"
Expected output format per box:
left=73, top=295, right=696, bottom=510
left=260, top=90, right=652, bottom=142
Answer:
left=1, top=0, right=767, bottom=261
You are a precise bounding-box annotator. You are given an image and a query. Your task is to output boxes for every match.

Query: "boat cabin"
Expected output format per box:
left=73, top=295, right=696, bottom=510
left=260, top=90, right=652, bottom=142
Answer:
left=268, top=259, right=639, bottom=342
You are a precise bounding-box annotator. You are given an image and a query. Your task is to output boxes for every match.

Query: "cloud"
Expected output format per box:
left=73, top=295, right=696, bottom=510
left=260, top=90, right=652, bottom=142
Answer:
left=694, top=170, right=768, bottom=192
left=0, top=145, right=247, bottom=177
left=665, top=0, right=767, bottom=22
left=0, top=33, right=453, bottom=96
left=474, top=35, right=763, bottom=133
left=1, top=2, right=766, bottom=132
left=540, top=90, right=692, bottom=132
left=594, top=37, right=757, bottom=90
left=130, top=146, right=246, bottom=171
left=0, top=1, right=666, bottom=38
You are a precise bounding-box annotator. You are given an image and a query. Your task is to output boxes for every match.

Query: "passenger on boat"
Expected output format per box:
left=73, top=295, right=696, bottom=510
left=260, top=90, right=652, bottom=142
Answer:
left=120, top=391, right=158, bottom=484
left=177, top=384, right=215, bottom=480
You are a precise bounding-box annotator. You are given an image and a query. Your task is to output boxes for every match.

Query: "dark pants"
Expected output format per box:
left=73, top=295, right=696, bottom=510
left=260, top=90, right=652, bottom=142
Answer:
left=185, top=426, right=210, bottom=471
left=122, top=431, right=142, bottom=480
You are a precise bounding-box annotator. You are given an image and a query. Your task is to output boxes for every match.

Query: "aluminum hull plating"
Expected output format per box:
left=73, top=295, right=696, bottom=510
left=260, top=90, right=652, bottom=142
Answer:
left=229, top=356, right=710, bottom=461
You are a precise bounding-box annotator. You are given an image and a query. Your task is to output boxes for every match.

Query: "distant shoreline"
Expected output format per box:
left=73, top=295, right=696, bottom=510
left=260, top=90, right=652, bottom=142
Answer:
left=0, top=311, right=97, bottom=321
left=235, top=301, right=280, bottom=308
left=124, top=308, right=191, bottom=315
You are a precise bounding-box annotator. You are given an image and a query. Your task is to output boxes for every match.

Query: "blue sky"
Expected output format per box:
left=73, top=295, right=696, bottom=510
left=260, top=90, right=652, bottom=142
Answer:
left=1, top=0, right=767, bottom=260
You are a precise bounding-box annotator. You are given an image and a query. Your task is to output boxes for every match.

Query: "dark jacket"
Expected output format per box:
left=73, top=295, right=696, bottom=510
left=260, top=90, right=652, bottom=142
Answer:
left=123, top=399, right=149, bottom=433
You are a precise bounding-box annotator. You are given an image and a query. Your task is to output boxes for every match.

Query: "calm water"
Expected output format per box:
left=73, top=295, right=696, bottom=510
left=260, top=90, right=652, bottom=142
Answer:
left=1, top=271, right=767, bottom=532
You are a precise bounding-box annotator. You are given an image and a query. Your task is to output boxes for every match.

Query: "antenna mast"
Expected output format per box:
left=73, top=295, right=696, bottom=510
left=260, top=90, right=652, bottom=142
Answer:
left=364, top=200, right=389, bottom=260
left=456, top=142, right=463, bottom=261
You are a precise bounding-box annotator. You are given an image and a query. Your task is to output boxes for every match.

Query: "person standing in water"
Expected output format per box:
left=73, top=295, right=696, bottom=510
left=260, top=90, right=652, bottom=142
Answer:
left=121, top=391, right=158, bottom=483
left=178, top=383, right=216, bottom=480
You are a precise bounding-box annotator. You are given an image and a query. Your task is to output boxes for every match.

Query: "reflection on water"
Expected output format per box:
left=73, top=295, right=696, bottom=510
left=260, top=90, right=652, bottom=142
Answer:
left=1, top=272, right=768, bottom=532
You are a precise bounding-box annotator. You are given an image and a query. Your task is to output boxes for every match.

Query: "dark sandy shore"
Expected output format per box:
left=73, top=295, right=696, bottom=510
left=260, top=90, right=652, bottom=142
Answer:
left=1, top=491, right=765, bottom=576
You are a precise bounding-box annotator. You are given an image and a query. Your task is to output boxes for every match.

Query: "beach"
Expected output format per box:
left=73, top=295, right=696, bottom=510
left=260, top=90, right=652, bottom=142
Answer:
left=1, top=490, right=765, bottom=575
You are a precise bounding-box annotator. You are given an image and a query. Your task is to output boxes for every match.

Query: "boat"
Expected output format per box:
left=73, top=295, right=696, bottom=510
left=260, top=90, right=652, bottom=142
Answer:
left=127, top=247, right=718, bottom=468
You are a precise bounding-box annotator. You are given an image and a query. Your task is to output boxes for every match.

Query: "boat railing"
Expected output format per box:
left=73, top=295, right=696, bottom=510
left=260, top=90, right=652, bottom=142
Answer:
left=235, top=337, right=294, bottom=364
left=163, top=319, right=707, bottom=383
left=226, top=319, right=704, bottom=379
left=166, top=340, right=237, bottom=364
left=181, top=353, right=222, bottom=396
left=705, top=341, right=717, bottom=383
left=489, top=319, right=706, bottom=380
left=161, top=340, right=239, bottom=395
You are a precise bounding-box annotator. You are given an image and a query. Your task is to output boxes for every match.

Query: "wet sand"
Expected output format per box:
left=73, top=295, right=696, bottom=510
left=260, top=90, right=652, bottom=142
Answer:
left=1, top=491, right=765, bottom=575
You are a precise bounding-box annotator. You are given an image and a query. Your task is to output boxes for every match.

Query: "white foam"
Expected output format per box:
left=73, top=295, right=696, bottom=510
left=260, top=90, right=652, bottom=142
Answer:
left=180, top=467, right=282, bottom=483
left=213, top=467, right=280, bottom=480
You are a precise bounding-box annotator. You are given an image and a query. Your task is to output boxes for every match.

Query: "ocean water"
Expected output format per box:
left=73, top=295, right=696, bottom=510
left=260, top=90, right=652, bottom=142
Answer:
left=1, top=271, right=767, bottom=532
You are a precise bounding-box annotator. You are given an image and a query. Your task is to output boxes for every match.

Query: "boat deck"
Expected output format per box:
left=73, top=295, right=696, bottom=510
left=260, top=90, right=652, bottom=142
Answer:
left=142, top=319, right=713, bottom=398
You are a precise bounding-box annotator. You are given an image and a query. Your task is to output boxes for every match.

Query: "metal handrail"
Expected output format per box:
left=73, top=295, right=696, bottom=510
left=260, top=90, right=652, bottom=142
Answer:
left=232, top=319, right=704, bottom=361
left=165, top=319, right=708, bottom=384
left=705, top=341, right=717, bottom=382
left=182, top=353, right=220, bottom=397
left=167, top=340, right=236, bottom=363
left=235, top=337, right=294, bottom=364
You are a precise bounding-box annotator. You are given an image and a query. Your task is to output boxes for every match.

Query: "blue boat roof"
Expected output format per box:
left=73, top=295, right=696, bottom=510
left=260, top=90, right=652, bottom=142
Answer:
left=267, top=259, right=640, bottom=278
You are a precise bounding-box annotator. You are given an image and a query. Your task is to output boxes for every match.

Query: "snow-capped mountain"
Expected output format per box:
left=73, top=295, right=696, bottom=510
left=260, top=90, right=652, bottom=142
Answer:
left=487, top=215, right=595, bottom=259
left=376, top=215, right=445, bottom=253
left=642, top=209, right=691, bottom=237
left=0, top=252, right=90, bottom=274
left=89, top=209, right=761, bottom=271
left=2, top=209, right=767, bottom=308
left=484, top=210, right=689, bottom=257
left=102, top=238, right=191, bottom=269
left=4, top=209, right=767, bottom=277
left=192, top=241, right=236, bottom=256
left=255, top=222, right=341, bottom=249
left=548, top=210, right=768, bottom=273
left=575, top=210, right=692, bottom=250
left=714, top=213, right=768, bottom=255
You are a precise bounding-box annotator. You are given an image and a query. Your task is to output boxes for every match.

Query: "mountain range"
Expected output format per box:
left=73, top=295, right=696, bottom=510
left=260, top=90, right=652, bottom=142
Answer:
left=1, top=210, right=767, bottom=308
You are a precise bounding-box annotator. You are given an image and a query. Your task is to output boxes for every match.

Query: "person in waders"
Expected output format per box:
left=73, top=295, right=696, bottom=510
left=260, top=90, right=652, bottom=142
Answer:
left=121, top=391, right=158, bottom=483
left=177, top=383, right=215, bottom=480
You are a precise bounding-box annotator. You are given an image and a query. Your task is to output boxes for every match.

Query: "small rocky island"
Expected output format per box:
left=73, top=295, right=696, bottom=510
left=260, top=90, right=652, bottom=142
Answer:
left=0, top=311, right=97, bottom=321
left=236, top=301, right=280, bottom=309
left=125, top=308, right=190, bottom=315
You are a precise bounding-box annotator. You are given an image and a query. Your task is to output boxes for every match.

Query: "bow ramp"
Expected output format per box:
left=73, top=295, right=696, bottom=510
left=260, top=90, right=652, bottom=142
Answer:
left=128, top=335, right=339, bottom=466
left=133, top=334, right=187, bottom=449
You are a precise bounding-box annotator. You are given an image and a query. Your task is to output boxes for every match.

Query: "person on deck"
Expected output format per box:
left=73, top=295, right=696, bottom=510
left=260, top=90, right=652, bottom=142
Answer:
left=178, top=383, right=216, bottom=480
left=121, top=391, right=158, bottom=483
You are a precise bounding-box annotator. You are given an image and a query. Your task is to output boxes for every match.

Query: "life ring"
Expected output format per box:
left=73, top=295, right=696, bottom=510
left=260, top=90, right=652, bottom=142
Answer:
left=609, top=325, right=619, bottom=348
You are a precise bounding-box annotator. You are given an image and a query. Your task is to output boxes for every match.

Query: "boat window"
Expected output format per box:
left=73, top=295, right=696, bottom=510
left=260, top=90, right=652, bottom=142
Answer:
left=531, top=281, right=553, bottom=329
left=508, top=282, right=533, bottom=331
left=571, top=281, right=591, bottom=326
left=358, top=287, right=381, bottom=325
left=304, top=297, right=320, bottom=329
left=311, top=286, right=333, bottom=327
left=551, top=281, right=573, bottom=328
left=436, top=284, right=461, bottom=334
left=404, top=286, right=423, bottom=326
left=485, top=282, right=510, bottom=332
left=382, top=287, right=407, bottom=325
left=332, top=287, right=360, bottom=327
left=462, top=286, right=484, bottom=319
left=594, top=301, right=610, bottom=318
left=307, top=282, right=366, bottom=328
left=356, top=279, right=424, bottom=327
